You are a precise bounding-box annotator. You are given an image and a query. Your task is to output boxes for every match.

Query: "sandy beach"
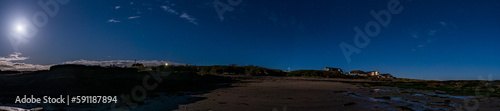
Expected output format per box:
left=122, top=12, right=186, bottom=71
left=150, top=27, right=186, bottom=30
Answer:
left=1, top=71, right=498, bottom=111
left=170, top=76, right=500, bottom=111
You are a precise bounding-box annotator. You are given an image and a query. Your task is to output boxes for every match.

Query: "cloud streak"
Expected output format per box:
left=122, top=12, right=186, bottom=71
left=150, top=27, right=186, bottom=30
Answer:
left=180, top=13, right=198, bottom=25
left=161, top=5, right=179, bottom=15
left=107, top=19, right=120, bottom=23
left=128, top=16, right=141, bottom=19
left=0, top=52, right=28, bottom=61
left=109, top=1, right=198, bottom=25
left=0, top=52, right=51, bottom=71
left=159, top=3, right=198, bottom=25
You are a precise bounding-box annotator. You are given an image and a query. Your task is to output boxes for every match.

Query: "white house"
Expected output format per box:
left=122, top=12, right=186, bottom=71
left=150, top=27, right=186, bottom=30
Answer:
left=366, top=71, right=380, bottom=77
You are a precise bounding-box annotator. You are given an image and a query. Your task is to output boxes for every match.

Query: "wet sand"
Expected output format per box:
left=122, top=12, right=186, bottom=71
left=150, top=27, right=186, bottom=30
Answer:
left=173, top=76, right=500, bottom=111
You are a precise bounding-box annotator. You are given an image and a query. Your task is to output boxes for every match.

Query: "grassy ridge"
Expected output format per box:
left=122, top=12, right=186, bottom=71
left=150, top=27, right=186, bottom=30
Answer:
left=2, top=64, right=498, bottom=98
left=0, top=65, right=234, bottom=96
left=278, top=68, right=500, bottom=98
left=152, top=65, right=287, bottom=76
left=287, top=70, right=396, bottom=81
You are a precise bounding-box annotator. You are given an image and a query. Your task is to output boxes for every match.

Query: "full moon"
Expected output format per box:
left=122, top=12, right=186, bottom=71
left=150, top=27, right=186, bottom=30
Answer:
left=15, top=24, right=25, bottom=34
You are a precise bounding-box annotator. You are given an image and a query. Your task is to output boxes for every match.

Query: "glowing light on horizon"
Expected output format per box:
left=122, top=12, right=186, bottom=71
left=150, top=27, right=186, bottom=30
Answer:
left=165, top=62, right=169, bottom=66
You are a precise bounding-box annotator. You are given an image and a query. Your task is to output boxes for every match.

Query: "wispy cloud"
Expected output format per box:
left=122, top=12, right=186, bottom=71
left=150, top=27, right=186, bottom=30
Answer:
left=411, top=34, right=418, bottom=38
left=161, top=5, right=179, bottom=15
left=107, top=19, right=120, bottom=23
left=428, top=30, right=437, bottom=36
left=128, top=16, right=141, bottom=19
left=161, top=5, right=167, bottom=10
left=180, top=13, right=198, bottom=25
left=0, top=52, right=28, bottom=61
left=109, top=1, right=198, bottom=25
left=0, top=52, right=51, bottom=71
left=159, top=4, right=198, bottom=25
left=439, top=22, right=447, bottom=26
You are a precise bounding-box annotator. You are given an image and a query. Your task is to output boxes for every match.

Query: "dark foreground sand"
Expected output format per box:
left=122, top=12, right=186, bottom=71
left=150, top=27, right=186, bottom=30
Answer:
left=3, top=76, right=497, bottom=111
left=172, top=76, right=500, bottom=111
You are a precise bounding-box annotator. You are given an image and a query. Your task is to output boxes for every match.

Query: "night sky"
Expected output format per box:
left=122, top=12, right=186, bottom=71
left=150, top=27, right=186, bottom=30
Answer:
left=0, top=0, right=499, bottom=80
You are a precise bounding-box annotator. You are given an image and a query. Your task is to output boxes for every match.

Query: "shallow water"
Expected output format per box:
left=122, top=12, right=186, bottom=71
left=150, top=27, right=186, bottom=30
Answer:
left=423, top=93, right=476, bottom=99
left=341, top=89, right=462, bottom=111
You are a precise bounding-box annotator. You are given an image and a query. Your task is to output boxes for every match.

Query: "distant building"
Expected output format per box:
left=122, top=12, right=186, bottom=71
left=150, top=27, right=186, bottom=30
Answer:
left=132, top=63, right=144, bottom=68
left=366, top=71, right=380, bottom=77
left=349, top=70, right=365, bottom=74
left=132, top=60, right=144, bottom=68
left=324, top=67, right=343, bottom=72
left=348, top=70, right=366, bottom=76
left=381, top=74, right=394, bottom=79
left=358, top=73, right=368, bottom=76
left=346, top=73, right=358, bottom=76
left=131, top=60, right=144, bottom=68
